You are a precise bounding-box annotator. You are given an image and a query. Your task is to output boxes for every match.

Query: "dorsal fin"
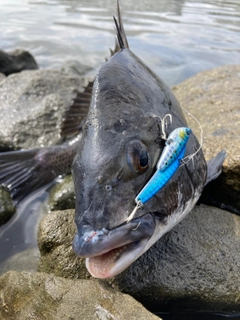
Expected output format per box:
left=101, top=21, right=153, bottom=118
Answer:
left=60, top=81, right=93, bottom=137
left=109, top=38, right=121, bottom=57
left=113, top=0, right=129, bottom=49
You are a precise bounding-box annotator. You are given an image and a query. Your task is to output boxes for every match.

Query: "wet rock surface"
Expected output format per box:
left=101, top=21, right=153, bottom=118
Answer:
left=48, top=175, right=75, bottom=211
left=38, top=205, right=240, bottom=312
left=38, top=209, right=88, bottom=279
left=0, top=49, right=38, bottom=76
left=172, top=65, right=240, bottom=213
left=0, top=271, right=160, bottom=320
left=0, top=69, right=87, bottom=150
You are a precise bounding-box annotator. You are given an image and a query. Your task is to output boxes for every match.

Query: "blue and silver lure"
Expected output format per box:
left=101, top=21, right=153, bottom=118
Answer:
left=126, top=127, right=191, bottom=223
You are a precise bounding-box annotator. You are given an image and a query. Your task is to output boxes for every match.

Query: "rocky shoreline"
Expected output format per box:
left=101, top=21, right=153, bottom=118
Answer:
left=0, top=49, right=239, bottom=319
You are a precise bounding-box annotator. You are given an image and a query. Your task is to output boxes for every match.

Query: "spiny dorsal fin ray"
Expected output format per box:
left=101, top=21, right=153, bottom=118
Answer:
left=113, top=0, right=129, bottom=50
left=60, top=81, right=94, bottom=137
left=109, top=38, right=120, bottom=57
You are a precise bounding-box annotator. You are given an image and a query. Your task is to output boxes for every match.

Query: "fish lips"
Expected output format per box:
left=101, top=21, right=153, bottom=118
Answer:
left=72, top=213, right=156, bottom=278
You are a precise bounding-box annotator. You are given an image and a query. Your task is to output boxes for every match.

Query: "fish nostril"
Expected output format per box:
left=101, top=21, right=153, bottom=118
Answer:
left=105, top=184, right=112, bottom=191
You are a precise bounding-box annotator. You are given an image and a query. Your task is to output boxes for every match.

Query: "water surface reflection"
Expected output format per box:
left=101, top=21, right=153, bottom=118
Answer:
left=1, top=0, right=239, bottom=85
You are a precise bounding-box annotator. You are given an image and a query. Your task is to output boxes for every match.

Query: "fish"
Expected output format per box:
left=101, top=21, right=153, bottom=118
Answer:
left=71, top=2, right=226, bottom=279
left=0, top=1, right=226, bottom=278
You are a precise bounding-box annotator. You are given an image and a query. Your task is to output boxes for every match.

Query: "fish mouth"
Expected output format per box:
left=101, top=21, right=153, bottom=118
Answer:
left=86, top=238, right=150, bottom=279
left=73, top=213, right=156, bottom=278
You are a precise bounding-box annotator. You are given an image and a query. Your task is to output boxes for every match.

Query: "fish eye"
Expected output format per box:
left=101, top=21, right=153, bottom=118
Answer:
left=105, top=185, right=112, bottom=191
left=139, top=149, right=148, bottom=167
left=186, top=128, right=191, bottom=135
left=127, top=140, right=149, bottom=173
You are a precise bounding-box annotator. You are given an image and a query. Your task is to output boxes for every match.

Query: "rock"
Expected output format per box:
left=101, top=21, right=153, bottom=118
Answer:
left=0, top=49, right=38, bottom=76
left=38, top=209, right=88, bottom=279
left=0, top=187, right=15, bottom=225
left=48, top=175, right=75, bottom=211
left=0, top=247, right=39, bottom=276
left=0, top=271, right=160, bottom=320
left=61, top=60, right=93, bottom=76
left=0, top=73, right=6, bottom=82
left=172, top=65, right=240, bottom=212
left=38, top=206, right=240, bottom=312
left=0, top=69, right=87, bottom=150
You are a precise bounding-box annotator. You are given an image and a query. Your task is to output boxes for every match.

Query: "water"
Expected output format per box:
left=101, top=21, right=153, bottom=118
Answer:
left=0, top=187, right=50, bottom=267
left=0, top=0, right=239, bottom=86
left=0, top=0, right=240, bottom=318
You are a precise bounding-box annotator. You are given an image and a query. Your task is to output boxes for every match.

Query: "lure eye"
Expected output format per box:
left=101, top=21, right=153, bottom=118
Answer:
left=186, top=128, right=191, bottom=135
left=127, top=140, right=149, bottom=173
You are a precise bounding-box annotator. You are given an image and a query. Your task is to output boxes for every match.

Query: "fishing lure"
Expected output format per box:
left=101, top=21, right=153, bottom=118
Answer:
left=157, top=127, right=191, bottom=171
left=126, top=127, right=191, bottom=223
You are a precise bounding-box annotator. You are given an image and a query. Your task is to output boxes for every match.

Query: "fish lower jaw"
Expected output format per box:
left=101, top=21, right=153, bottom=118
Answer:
left=85, top=239, right=148, bottom=279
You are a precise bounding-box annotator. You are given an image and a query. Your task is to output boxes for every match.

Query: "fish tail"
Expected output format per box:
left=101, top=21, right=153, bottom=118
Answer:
left=113, top=1, right=129, bottom=49
left=0, top=144, right=75, bottom=203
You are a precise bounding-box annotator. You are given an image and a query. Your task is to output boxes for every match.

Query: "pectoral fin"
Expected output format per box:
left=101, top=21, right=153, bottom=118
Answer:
left=205, top=150, right=227, bottom=186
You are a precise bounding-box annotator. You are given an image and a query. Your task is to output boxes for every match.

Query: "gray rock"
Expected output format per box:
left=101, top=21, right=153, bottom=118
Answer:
left=172, top=65, right=240, bottom=212
left=0, top=49, right=38, bottom=76
left=0, top=69, right=87, bottom=150
left=0, top=271, right=160, bottom=320
left=48, top=175, right=75, bottom=211
left=0, top=187, right=15, bottom=225
left=38, top=209, right=88, bottom=279
left=61, top=59, right=93, bottom=76
left=38, top=206, right=240, bottom=312
left=0, top=73, right=6, bottom=82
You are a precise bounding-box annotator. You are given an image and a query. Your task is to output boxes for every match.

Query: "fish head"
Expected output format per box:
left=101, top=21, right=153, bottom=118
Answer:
left=72, top=53, right=163, bottom=229
left=72, top=49, right=164, bottom=269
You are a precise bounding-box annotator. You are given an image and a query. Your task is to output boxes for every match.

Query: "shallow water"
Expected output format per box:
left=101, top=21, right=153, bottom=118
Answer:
left=0, top=0, right=240, bottom=318
left=0, top=187, right=49, bottom=269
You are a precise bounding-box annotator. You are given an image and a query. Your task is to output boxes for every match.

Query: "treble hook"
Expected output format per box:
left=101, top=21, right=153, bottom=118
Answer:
left=126, top=200, right=143, bottom=223
left=132, top=222, right=141, bottom=231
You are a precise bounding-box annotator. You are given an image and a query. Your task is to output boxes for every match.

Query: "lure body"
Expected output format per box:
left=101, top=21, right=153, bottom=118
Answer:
left=135, top=127, right=191, bottom=205
left=135, top=146, right=186, bottom=205
left=157, top=127, right=191, bottom=171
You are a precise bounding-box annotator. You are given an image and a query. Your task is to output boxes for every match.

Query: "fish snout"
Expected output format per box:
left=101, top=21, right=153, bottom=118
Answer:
left=72, top=213, right=156, bottom=258
left=72, top=229, right=107, bottom=257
